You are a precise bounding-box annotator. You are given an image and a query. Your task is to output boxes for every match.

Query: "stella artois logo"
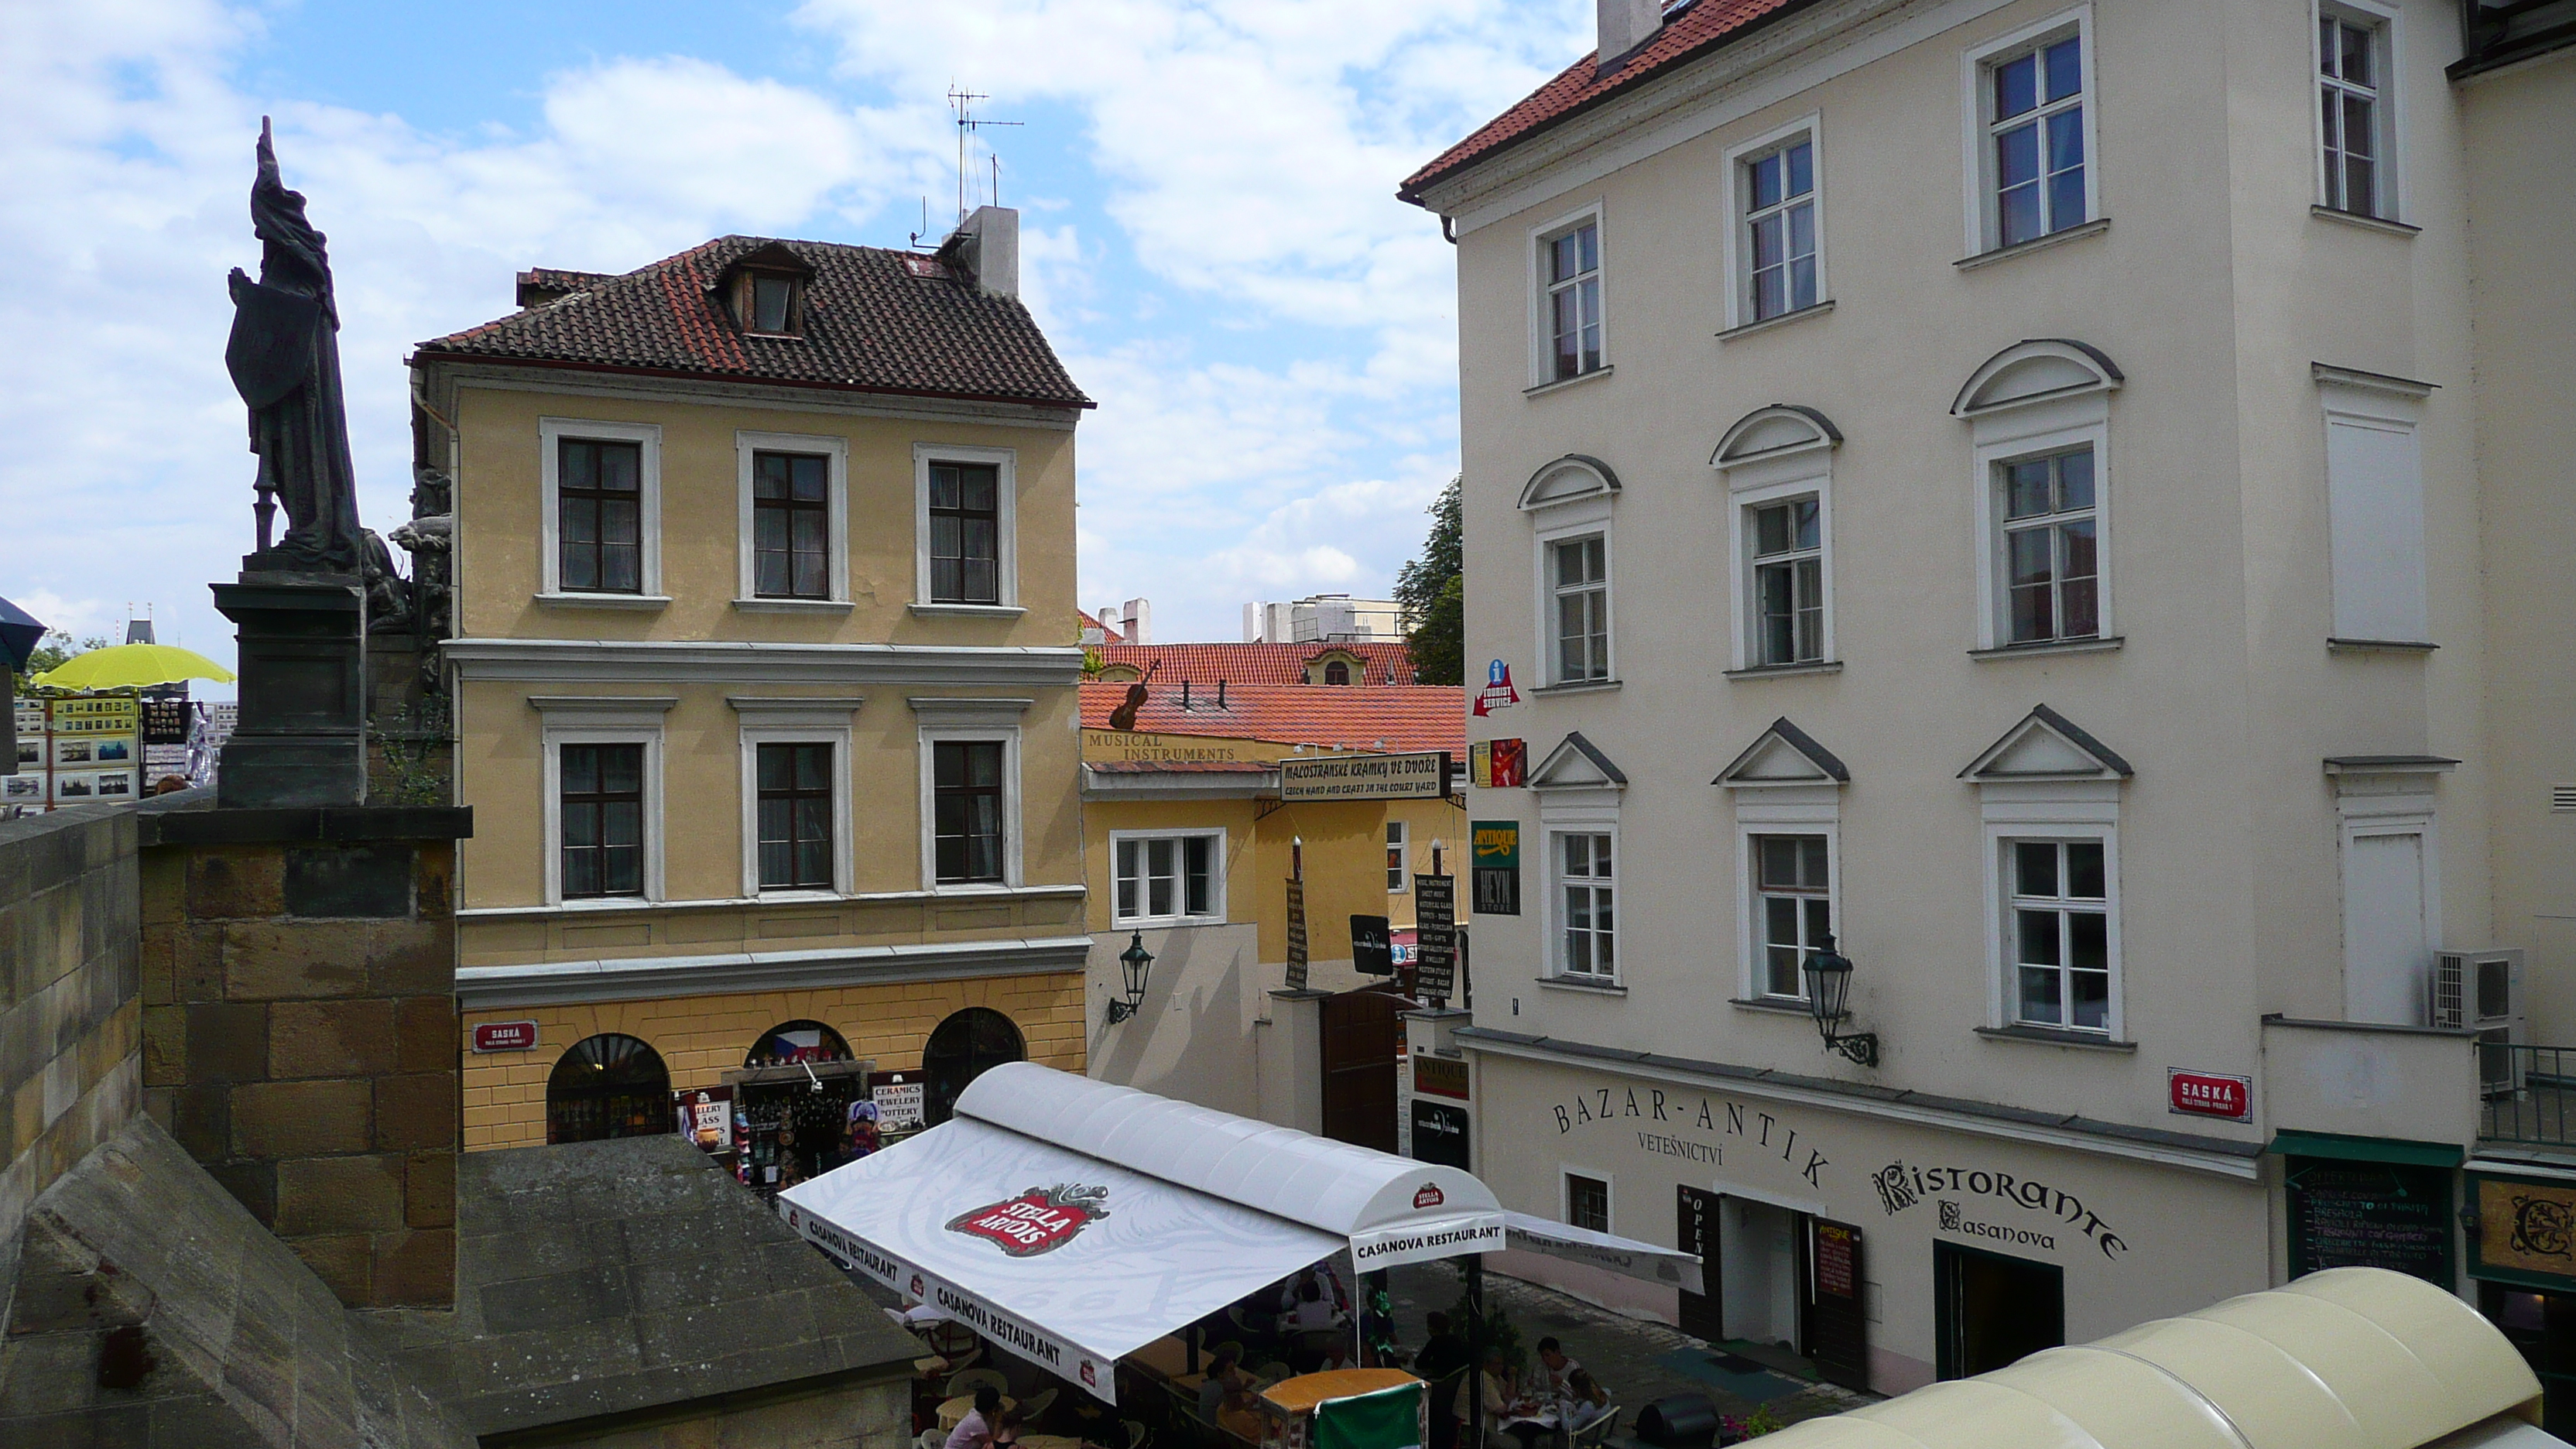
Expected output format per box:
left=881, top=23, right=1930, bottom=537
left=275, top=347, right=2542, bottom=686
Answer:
left=1413, top=1183, right=1445, bottom=1210
left=1080, top=1361, right=1098, bottom=1387
left=948, top=1184, right=1111, bottom=1256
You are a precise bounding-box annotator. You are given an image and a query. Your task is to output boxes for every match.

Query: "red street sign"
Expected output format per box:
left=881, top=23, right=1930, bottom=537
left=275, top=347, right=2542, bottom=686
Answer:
left=2167, top=1068, right=2252, bottom=1122
left=472, top=1020, right=540, bottom=1053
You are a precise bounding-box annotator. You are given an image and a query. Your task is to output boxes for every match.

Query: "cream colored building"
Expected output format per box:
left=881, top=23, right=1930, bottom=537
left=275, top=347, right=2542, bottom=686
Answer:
left=1402, top=0, right=2572, bottom=1404
left=410, top=211, right=1093, bottom=1166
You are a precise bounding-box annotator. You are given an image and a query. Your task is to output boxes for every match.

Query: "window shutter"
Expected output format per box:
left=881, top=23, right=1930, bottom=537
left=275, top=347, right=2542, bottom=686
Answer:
left=2324, top=415, right=2427, bottom=641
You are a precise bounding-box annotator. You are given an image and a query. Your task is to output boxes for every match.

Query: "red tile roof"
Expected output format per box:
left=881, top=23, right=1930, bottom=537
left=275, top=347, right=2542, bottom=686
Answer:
left=415, top=235, right=1091, bottom=409
left=1081, top=682, right=1464, bottom=755
left=1091, top=642, right=1419, bottom=687
left=1399, top=0, right=1808, bottom=203
left=1078, top=609, right=1125, bottom=643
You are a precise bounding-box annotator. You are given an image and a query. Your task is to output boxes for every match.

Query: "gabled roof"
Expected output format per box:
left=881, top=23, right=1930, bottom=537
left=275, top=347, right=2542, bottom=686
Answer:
left=416, top=235, right=1091, bottom=409
left=1399, top=0, right=1816, bottom=204
left=1715, top=717, right=1849, bottom=786
left=1091, top=642, right=1420, bottom=687
left=1079, top=681, right=1463, bottom=755
left=1960, top=704, right=2134, bottom=782
left=1078, top=609, right=1125, bottom=644
left=1531, top=731, right=1628, bottom=790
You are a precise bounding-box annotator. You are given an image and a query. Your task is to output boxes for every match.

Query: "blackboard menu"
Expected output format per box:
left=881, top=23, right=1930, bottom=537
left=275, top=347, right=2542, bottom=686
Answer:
left=2287, top=1160, right=2451, bottom=1284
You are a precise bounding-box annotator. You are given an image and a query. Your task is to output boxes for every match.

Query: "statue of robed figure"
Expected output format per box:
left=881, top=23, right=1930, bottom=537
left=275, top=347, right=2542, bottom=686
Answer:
left=226, top=118, right=364, bottom=575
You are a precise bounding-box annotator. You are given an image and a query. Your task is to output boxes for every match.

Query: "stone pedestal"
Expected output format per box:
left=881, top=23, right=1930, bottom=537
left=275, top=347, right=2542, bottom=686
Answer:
left=138, top=800, right=473, bottom=1309
left=212, top=574, right=366, bottom=808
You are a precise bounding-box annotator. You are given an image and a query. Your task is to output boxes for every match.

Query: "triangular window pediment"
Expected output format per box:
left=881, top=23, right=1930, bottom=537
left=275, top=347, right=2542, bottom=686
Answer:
left=1960, top=705, right=2132, bottom=782
left=1715, top=718, right=1849, bottom=787
left=1531, top=731, right=1627, bottom=790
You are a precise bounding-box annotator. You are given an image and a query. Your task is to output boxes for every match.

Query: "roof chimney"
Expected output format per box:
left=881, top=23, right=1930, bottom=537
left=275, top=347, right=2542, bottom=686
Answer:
left=1597, top=0, right=1664, bottom=70
left=1122, top=598, right=1152, bottom=645
left=945, top=206, right=1020, bottom=299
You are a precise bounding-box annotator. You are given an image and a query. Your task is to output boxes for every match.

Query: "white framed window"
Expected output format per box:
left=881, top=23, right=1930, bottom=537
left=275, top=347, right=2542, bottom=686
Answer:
left=538, top=417, right=663, bottom=601
left=911, top=444, right=1021, bottom=613
left=1955, top=341, right=2122, bottom=652
left=1526, top=204, right=1607, bottom=386
left=2314, top=1, right=2402, bottom=220
left=1961, top=9, right=2098, bottom=255
left=533, top=697, right=673, bottom=908
left=2005, top=839, right=2112, bottom=1031
left=1112, top=829, right=1226, bottom=926
left=1551, top=829, right=1617, bottom=981
left=1714, top=406, right=1841, bottom=673
left=1547, top=534, right=1611, bottom=685
left=913, top=698, right=1029, bottom=892
left=735, top=431, right=849, bottom=608
left=1996, top=445, right=2100, bottom=645
left=1966, top=706, right=2129, bottom=1037
left=1563, top=1170, right=1612, bottom=1235
left=1387, top=820, right=1410, bottom=894
left=732, top=703, right=858, bottom=898
left=1725, top=117, right=1824, bottom=328
left=1752, top=834, right=1834, bottom=1001
left=1750, top=498, right=1825, bottom=666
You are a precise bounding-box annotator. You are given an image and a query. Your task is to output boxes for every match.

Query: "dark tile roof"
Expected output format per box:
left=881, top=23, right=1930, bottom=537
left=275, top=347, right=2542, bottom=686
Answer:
left=419, top=235, right=1091, bottom=409
left=1399, top=0, right=1811, bottom=203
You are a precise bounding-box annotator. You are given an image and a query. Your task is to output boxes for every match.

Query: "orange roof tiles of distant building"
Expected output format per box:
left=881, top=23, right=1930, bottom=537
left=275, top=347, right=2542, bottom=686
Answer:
left=1081, top=682, right=1464, bottom=755
left=1399, top=0, right=1806, bottom=203
left=1090, top=641, right=1419, bottom=687
left=1078, top=608, right=1125, bottom=643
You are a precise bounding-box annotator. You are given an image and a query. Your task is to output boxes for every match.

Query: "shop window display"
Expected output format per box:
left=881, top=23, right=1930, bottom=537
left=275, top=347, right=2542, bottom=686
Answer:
left=546, top=1033, right=672, bottom=1145
left=731, top=1019, right=865, bottom=1199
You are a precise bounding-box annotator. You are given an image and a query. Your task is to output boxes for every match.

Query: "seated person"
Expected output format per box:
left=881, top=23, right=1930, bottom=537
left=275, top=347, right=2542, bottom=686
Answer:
left=1413, top=1312, right=1471, bottom=1382
left=992, top=1409, right=1027, bottom=1447
left=1533, top=1338, right=1582, bottom=1399
left=945, top=1386, right=1005, bottom=1449
left=1454, top=1349, right=1525, bottom=1449
left=1198, top=1344, right=1248, bottom=1421
left=1563, top=1370, right=1612, bottom=1433
left=1290, top=1279, right=1340, bottom=1331
left=1211, top=1352, right=1266, bottom=1443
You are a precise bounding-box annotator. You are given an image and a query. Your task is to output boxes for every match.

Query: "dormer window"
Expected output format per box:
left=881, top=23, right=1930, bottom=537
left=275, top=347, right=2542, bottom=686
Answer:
left=719, top=242, right=815, bottom=337
left=752, top=275, right=793, bottom=334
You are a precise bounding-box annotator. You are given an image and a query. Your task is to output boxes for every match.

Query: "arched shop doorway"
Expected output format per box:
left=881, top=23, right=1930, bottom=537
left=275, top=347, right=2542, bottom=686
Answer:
left=923, top=1007, right=1025, bottom=1126
left=547, top=1033, right=671, bottom=1145
left=731, top=1020, right=867, bottom=1198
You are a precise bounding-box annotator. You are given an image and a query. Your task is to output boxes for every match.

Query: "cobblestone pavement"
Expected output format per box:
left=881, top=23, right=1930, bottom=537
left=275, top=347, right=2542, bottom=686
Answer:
left=1385, top=1262, right=1875, bottom=1439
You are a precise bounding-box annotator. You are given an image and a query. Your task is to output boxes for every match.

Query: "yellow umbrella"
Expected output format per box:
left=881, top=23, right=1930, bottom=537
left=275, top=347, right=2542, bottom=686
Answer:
left=27, top=642, right=235, bottom=691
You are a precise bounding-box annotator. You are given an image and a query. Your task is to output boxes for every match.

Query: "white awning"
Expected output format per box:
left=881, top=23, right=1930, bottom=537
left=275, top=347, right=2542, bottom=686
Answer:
left=783, top=1113, right=1341, bottom=1404
left=1502, top=1210, right=1705, bottom=1296
left=779, top=1064, right=1512, bottom=1404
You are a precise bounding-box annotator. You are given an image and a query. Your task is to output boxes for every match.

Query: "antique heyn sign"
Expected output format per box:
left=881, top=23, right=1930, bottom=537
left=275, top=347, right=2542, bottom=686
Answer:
left=1280, top=750, right=1451, bottom=801
left=1471, top=820, right=1520, bottom=916
left=1414, top=873, right=1457, bottom=1000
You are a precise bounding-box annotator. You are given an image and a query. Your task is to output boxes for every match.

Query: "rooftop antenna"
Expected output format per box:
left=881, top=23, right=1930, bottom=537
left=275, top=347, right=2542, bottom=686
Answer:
left=910, top=196, right=931, bottom=250
left=947, top=84, right=1022, bottom=224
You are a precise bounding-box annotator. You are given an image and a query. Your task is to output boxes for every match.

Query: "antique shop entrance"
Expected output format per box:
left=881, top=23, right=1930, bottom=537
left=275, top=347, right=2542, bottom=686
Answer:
left=1934, top=1241, right=2064, bottom=1380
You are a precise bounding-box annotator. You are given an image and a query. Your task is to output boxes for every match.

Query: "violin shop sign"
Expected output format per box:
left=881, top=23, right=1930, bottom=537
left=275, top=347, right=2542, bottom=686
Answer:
left=1547, top=1082, right=1831, bottom=1190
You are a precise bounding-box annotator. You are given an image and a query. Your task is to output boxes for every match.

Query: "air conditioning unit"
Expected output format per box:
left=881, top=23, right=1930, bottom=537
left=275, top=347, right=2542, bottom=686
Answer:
left=2432, top=948, right=2526, bottom=1097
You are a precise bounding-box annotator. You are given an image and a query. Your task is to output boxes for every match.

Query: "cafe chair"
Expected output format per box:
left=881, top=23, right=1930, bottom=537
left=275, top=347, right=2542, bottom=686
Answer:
left=1571, top=1410, right=1619, bottom=1449
left=1254, top=1362, right=1292, bottom=1386
left=947, top=1368, right=1009, bottom=1399
left=917, top=1431, right=944, bottom=1449
left=1023, top=1388, right=1060, bottom=1418
left=1122, top=1420, right=1150, bottom=1449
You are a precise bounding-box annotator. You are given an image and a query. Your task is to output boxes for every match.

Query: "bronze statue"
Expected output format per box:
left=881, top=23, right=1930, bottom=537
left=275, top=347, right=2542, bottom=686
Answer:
left=225, top=118, right=364, bottom=575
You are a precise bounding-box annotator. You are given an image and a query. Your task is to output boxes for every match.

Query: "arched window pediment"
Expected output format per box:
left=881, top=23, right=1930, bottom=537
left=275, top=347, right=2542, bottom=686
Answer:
left=1518, top=454, right=1622, bottom=511
left=1952, top=339, right=2124, bottom=418
left=1711, top=405, right=1843, bottom=469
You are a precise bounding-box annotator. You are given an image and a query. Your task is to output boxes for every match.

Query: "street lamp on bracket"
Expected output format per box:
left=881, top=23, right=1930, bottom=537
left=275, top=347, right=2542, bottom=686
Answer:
left=1802, top=933, right=1879, bottom=1067
left=1106, top=931, right=1156, bottom=1024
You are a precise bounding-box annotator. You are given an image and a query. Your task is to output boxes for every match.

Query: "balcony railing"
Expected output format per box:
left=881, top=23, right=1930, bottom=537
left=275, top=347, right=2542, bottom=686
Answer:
left=2476, top=1045, right=2576, bottom=1146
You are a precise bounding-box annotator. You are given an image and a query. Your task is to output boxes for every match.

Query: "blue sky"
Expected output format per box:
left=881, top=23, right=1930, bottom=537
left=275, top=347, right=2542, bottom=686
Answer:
left=0, top=0, right=1592, bottom=677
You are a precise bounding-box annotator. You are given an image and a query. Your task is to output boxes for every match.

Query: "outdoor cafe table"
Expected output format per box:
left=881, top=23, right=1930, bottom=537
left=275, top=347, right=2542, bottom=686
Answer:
left=1016, top=1435, right=1085, bottom=1449
left=939, top=1395, right=1019, bottom=1431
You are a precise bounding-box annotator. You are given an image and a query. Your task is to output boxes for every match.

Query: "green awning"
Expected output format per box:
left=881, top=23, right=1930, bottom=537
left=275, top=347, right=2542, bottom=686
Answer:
left=2267, top=1129, right=2464, bottom=1168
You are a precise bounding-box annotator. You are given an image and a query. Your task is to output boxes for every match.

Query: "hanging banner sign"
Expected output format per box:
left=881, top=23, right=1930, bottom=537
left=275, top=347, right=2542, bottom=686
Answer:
left=1285, top=879, right=1310, bottom=991
left=1281, top=751, right=1451, bottom=801
left=1472, top=661, right=1520, bottom=718
left=1351, top=914, right=1393, bottom=975
left=1413, top=875, right=1457, bottom=1001
left=2474, top=1176, right=2576, bottom=1288
left=872, top=1070, right=927, bottom=1134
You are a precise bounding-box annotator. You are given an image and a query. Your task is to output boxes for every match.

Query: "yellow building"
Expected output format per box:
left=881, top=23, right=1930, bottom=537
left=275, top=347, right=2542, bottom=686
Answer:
left=1072, top=676, right=1467, bottom=1139
left=411, top=212, right=1094, bottom=1177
